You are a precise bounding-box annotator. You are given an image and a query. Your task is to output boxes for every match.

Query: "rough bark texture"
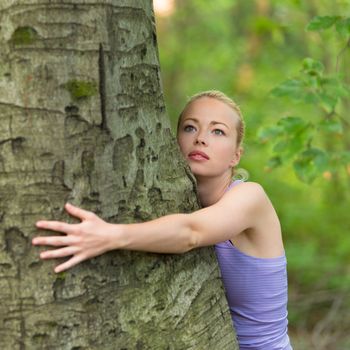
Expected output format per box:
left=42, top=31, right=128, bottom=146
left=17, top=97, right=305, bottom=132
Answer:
left=0, top=1, right=238, bottom=349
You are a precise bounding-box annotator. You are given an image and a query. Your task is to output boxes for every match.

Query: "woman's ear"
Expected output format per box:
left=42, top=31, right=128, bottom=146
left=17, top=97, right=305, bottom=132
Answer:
left=230, top=147, right=243, bottom=167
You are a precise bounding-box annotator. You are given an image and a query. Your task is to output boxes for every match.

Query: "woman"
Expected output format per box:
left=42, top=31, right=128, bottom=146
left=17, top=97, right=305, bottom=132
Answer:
left=33, top=90, right=292, bottom=349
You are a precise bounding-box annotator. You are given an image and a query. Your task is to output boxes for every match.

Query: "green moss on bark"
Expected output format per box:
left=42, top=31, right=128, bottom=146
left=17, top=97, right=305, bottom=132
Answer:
left=11, top=26, right=38, bottom=45
left=64, top=80, right=98, bottom=101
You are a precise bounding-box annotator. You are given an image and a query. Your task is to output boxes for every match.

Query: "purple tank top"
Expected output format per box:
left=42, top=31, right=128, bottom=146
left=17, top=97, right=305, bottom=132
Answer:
left=215, top=180, right=292, bottom=349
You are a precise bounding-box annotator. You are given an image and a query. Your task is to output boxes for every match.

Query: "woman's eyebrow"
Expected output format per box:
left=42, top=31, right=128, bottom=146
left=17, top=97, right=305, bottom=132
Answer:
left=183, top=117, right=199, bottom=123
left=183, top=117, right=229, bottom=129
left=210, top=121, right=229, bottom=129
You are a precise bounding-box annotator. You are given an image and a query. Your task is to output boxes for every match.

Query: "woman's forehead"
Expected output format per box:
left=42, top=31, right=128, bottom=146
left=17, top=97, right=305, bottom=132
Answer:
left=182, top=97, right=239, bottom=126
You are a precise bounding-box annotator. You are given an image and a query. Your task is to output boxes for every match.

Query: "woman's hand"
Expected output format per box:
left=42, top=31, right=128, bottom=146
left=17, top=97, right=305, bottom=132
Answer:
left=32, top=203, right=117, bottom=273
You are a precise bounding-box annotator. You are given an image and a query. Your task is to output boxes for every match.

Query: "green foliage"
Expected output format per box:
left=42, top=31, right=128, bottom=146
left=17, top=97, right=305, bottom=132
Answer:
left=319, top=117, right=343, bottom=133
left=293, top=148, right=328, bottom=183
left=11, top=26, right=39, bottom=45
left=336, top=18, right=350, bottom=36
left=306, top=15, right=350, bottom=37
left=271, top=79, right=305, bottom=100
left=271, top=57, right=349, bottom=111
left=306, top=16, right=341, bottom=31
left=260, top=14, right=350, bottom=183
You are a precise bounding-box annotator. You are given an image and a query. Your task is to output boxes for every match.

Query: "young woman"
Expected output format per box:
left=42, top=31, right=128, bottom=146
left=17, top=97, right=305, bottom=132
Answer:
left=33, top=91, right=292, bottom=350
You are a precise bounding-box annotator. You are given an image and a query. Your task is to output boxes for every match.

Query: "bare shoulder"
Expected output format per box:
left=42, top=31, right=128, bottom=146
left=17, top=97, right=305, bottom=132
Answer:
left=224, top=181, right=268, bottom=201
left=233, top=181, right=265, bottom=192
left=217, top=181, right=274, bottom=216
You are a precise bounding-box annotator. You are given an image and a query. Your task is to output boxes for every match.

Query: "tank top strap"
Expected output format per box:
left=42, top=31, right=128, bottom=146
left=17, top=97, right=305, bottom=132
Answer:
left=226, top=179, right=243, bottom=192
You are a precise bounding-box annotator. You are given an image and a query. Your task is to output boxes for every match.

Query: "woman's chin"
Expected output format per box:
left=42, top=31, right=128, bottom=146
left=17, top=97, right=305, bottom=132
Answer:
left=190, top=168, right=212, bottom=179
left=190, top=167, right=231, bottom=181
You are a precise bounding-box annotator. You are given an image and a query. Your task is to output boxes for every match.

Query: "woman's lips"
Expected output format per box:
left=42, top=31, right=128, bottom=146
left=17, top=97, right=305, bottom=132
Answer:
left=188, top=150, right=209, bottom=161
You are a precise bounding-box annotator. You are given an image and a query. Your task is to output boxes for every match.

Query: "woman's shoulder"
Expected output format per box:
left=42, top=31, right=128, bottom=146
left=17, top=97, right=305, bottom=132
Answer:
left=230, top=180, right=266, bottom=195
left=223, top=181, right=271, bottom=209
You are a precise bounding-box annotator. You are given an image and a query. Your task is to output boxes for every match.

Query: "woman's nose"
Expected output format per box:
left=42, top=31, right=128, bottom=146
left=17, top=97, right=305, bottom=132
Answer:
left=195, top=132, right=208, bottom=145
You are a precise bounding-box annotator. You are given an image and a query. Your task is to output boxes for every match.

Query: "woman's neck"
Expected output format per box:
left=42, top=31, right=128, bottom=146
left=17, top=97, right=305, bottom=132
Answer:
left=196, top=173, right=232, bottom=207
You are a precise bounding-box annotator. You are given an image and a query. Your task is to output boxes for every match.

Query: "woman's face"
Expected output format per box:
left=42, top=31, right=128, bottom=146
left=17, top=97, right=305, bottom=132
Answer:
left=177, top=97, right=241, bottom=179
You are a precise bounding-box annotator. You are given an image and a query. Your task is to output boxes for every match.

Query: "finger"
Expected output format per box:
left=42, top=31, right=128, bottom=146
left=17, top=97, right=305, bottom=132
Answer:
left=32, top=235, right=72, bottom=247
left=54, top=255, right=85, bottom=273
left=36, top=220, right=73, bottom=234
left=65, top=203, right=94, bottom=221
left=40, top=246, right=79, bottom=259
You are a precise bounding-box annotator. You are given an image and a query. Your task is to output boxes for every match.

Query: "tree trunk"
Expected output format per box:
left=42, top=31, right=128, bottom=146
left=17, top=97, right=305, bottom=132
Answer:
left=0, top=1, right=238, bottom=349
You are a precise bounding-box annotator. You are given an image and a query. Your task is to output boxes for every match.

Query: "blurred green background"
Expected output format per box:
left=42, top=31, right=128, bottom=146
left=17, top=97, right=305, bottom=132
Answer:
left=154, top=0, right=350, bottom=348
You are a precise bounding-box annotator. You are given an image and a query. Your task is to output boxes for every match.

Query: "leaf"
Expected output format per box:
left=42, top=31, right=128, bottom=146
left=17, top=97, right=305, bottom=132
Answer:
left=303, top=75, right=320, bottom=90
left=294, top=160, right=316, bottom=183
left=306, top=16, right=340, bottom=31
left=318, top=92, right=338, bottom=112
left=277, top=116, right=308, bottom=133
left=273, top=137, right=306, bottom=159
left=302, top=58, right=325, bottom=75
left=257, top=125, right=283, bottom=143
left=273, top=140, right=288, bottom=153
left=321, top=77, right=350, bottom=98
left=335, top=18, right=350, bottom=36
left=271, top=79, right=304, bottom=100
left=265, top=156, right=282, bottom=171
left=271, top=117, right=313, bottom=159
left=318, top=118, right=343, bottom=134
left=303, top=92, right=319, bottom=104
left=293, top=148, right=328, bottom=183
left=309, top=148, right=329, bottom=170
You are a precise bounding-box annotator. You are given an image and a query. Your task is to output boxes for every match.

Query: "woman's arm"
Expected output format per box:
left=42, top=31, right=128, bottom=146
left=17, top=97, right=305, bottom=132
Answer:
left=33, top=182, right=267, bottom=272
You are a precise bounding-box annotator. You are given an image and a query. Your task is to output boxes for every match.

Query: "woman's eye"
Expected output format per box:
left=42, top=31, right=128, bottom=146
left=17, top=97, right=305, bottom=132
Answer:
left=184, top=125, right=196, bottom=132
left=213, top=129, right=225, bottom=135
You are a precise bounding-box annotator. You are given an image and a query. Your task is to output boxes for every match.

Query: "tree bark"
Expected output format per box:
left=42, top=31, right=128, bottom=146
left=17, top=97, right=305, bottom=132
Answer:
left=0, top=1, right=238, bottom=349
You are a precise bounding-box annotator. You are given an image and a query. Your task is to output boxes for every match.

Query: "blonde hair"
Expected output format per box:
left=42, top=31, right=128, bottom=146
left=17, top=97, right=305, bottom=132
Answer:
left=177, top=90, right=248, bottom=180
